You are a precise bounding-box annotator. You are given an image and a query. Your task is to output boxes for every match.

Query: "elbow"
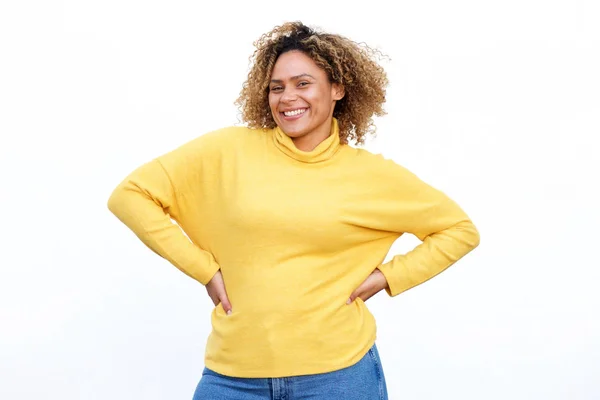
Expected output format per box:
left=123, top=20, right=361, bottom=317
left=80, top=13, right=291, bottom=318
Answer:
left=464, top=219, right=480, bottom=251
left=446, top=219, right=480, bottom=253
left=107, top=186, right=122, bottom=216
left=107, top=184, right=130, bottom=219
left=471, top=224, right=481, bottom=250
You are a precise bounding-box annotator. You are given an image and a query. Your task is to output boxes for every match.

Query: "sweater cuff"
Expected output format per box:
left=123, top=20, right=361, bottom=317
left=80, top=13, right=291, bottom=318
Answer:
left=180, top=248, right=221, bottom=285
left=377, top=261, right=402, bottom=297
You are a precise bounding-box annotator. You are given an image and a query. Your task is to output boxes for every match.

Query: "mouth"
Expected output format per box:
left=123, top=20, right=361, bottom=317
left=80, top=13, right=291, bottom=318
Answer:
left=280, top=107, right=308, bottom=120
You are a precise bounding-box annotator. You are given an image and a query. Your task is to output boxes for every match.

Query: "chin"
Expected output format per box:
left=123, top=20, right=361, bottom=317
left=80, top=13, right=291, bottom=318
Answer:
left=284, top=130, right=307, bottom=139
left=278, top=123, right=309, bottom=139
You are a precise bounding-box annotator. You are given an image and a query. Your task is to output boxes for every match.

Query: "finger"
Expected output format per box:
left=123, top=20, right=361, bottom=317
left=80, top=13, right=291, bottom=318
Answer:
left=360, top=275, right=388, bottom=302
left=205, top=287, right=219, bottom=306
left=206, top=271, right=222, bottom=306
left=360, top=291, right=373, bottom=302
left=361, top=286, right=382, bottom=302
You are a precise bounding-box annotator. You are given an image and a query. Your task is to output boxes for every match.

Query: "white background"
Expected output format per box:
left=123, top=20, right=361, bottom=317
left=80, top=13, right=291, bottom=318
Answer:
left=1, top=1, right=599, bottom=399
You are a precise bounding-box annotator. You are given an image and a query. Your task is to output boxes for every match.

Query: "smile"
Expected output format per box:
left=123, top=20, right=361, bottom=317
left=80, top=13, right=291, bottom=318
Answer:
left=282, top=108, right=308, bottom=117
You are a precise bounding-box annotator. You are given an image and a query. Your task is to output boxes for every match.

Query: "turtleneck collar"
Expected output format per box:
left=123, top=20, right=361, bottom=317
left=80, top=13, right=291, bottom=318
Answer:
left=271, top=118, right=342, bottom=163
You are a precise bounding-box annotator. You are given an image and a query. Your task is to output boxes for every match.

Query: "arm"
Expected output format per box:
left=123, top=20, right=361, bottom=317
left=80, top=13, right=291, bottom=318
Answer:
left=107, top=155, right=220, bottom=285
left=368, top=158, right=480, bottom=297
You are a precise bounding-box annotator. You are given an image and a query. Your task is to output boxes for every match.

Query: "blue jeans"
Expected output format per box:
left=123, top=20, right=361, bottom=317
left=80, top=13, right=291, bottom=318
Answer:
left=192, top=344, right=388, bottom=400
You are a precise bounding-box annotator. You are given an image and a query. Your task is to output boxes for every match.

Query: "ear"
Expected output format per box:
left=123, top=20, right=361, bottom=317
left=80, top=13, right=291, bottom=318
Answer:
left=332, top=83, right=345, bottom=101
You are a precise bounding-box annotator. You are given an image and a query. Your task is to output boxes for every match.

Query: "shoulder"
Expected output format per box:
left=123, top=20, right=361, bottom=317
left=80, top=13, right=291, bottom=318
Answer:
left=343, top=146, right=401, bottom=172
left=186, top=125, right=262, bottom=148
left=162, top=125, right=265, bottom=157
left=341, top=145, right=422, bottom=183
left=156, top=125, right=266, bottom=172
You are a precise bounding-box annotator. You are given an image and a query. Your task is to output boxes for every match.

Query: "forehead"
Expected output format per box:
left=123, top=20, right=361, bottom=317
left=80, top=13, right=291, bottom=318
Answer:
left=270, top=50, right=325, bottom=79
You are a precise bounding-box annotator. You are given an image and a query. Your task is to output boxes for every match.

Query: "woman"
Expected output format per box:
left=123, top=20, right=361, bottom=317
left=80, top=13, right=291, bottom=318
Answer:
left=108, top=21, right=479, bottom=400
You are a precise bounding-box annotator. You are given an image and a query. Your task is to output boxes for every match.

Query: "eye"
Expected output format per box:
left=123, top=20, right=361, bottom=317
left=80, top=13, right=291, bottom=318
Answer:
left=298, top=81, right=309, bottom=87
left=270, top=86, right=283, bottom=92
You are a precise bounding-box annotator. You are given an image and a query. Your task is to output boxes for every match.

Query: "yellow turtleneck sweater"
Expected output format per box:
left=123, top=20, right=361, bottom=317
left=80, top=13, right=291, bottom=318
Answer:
left=107, top=119, right=480, bottom=378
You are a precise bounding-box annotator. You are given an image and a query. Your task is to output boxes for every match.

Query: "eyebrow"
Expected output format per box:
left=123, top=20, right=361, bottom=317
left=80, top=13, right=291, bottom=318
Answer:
left=270, top=73, right=316, bottom=84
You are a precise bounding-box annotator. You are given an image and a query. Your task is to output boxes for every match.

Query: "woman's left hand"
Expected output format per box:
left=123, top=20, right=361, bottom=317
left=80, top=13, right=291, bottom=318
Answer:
left=347, top=268, right=389, bottom=304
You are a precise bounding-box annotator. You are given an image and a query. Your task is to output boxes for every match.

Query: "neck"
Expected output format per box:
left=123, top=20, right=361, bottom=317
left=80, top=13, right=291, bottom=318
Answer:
left=291, top=117, right=334, bottom=151
left=271, top=117, right=341, bottom=164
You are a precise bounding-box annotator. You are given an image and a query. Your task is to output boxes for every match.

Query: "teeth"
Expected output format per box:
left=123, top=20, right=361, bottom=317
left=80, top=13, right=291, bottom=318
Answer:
left=284, top=108, right=306, bottom=116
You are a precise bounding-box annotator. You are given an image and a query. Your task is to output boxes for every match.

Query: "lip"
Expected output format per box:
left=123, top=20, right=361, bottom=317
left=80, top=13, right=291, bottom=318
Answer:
left=280, top=107, right=308, bottom=121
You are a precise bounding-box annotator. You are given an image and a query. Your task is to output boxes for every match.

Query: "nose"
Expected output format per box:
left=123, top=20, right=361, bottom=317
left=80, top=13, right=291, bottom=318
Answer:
left=280, top=87, right=298, bottom=103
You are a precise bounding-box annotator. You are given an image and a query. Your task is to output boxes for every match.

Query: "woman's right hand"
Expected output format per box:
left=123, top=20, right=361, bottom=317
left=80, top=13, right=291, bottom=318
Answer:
left=205, top=270, right=232, bottom=315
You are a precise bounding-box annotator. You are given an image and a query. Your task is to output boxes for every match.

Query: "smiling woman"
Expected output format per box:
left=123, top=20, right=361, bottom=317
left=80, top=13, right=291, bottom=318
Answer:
left=268, top=51, right=345, bottom=151
left=107, top=21, right=479, bottom=400
left=237, top=21, right=388, bottom=147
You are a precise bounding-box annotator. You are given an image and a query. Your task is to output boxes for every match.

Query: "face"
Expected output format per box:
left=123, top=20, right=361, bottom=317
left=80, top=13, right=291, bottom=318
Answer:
left=268, top=50, right=344, bottom=149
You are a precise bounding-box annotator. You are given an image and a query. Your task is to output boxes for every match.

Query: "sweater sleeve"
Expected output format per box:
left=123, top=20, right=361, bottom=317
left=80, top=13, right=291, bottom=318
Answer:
left=106, top=142, right=221, bottom=285
left=368, top=157, right=480, bottom=297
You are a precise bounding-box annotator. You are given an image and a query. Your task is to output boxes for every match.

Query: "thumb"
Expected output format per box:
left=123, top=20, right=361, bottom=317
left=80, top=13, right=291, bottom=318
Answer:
left=347, top=291, right=359, bottom=305
left=219, top=290, right=232, bottom=315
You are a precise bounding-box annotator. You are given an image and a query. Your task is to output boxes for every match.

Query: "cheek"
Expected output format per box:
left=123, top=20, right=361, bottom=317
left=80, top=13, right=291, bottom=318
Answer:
left=307, top=89, right=326, bottom=106
left=268, top=95, right=278, bottom=113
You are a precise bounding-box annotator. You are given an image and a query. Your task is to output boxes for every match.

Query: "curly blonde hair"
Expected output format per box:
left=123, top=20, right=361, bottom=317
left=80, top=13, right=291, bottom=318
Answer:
left=235, top=21, right=389, bottom=145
